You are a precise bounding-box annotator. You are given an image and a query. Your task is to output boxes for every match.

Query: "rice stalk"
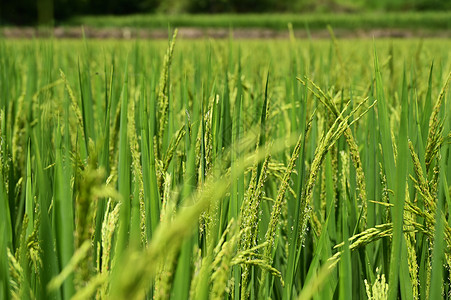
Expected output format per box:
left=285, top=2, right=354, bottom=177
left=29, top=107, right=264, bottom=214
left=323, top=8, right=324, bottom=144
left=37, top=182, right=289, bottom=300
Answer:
left=239, top=150, right=271, bottom=298
left=299, top=98, right=376, bottom=246
left=264, top=134, right=302, bottom=252
left=127, top=90, right=146, bottom=245
left=7, top=248, right=22, bottom=300
left=211, top=219, right=238, bottom=300
left=11, top=85, right=27, bottom=173
left=60, top=70, right=85, bottom=142
left=97, top=199, right=120, bottom=298
left=298, top=76, right=368, bottom=227
left=163, top=125, right=185, bottom=175
left=156, top=29, right=178, bottom=162
left=425, top=72, right=450, bottom=172
left=259, top=132, right=303, bottom=295
left=403, top=186, right=419, bottom=300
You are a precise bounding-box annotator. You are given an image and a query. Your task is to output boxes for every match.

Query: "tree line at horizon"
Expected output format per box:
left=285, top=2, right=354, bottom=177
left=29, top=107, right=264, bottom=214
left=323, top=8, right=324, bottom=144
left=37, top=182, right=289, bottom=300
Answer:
left=1, top=0, right=450, bottom=26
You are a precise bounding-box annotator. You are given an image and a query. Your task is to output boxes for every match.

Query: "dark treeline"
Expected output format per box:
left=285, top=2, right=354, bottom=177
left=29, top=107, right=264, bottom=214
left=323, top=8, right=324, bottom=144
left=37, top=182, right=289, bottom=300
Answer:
left=1, top=0, right=450, bottom=25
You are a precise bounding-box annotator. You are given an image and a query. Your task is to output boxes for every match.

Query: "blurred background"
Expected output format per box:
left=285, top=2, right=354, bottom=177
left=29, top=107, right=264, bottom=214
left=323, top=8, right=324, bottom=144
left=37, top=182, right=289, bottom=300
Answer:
left=1, top=0, right=451, bottom=26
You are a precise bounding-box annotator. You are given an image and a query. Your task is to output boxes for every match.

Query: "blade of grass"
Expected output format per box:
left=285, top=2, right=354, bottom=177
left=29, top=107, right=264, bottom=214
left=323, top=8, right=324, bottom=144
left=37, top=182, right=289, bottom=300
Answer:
left=115, top=57, right=131, bottom=261
left=388, top=67, right=409, bottom=300
left=53, top=119, right=75, bottom=299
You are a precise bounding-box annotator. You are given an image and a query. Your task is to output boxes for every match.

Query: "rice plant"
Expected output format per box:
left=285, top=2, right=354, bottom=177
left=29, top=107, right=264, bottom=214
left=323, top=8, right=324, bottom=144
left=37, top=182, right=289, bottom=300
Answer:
left=0, top=35, right=450, bottom=300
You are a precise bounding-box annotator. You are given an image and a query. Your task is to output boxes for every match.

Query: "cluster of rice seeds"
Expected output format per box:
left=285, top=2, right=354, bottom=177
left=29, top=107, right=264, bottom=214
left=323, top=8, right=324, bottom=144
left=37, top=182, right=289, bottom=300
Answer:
left=210, top=220, right=238, bottom=300
left=299, top=77, right=368, bottom=228
left=238, top=95, right=271, bottom=298
left=0, top=37, right=450, bottom=300
left=156, top=30, right=178, bottom=165
left=425, top=72, right=451, bottom=173
left=239, top=153, right=271, bottom=298
left=96, top=200, right=120, bottom=297
left=364, top=268, right=388, bottom=300
left=403, top=188, right=419, bottom=300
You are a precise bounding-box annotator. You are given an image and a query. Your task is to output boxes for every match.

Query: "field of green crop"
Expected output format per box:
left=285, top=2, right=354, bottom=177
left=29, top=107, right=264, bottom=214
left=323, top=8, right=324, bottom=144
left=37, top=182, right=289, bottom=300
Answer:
left=65, top=12, right=451, bottom=30
left=0, top=35, right=450, bottom=300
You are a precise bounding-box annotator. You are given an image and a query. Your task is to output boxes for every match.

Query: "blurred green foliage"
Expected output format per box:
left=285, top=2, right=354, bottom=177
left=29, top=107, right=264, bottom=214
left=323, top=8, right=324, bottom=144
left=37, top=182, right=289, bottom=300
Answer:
left=0, top=0, right=450, bottom=25
left=67, top=12, right=451, bottom=30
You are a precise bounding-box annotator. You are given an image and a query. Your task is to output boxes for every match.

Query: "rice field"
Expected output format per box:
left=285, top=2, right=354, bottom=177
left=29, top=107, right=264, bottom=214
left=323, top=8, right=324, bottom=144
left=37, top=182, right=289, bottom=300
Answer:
left=66, top=12, right=451, bottom=30
left=0, top=35, right=450, bottom=299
